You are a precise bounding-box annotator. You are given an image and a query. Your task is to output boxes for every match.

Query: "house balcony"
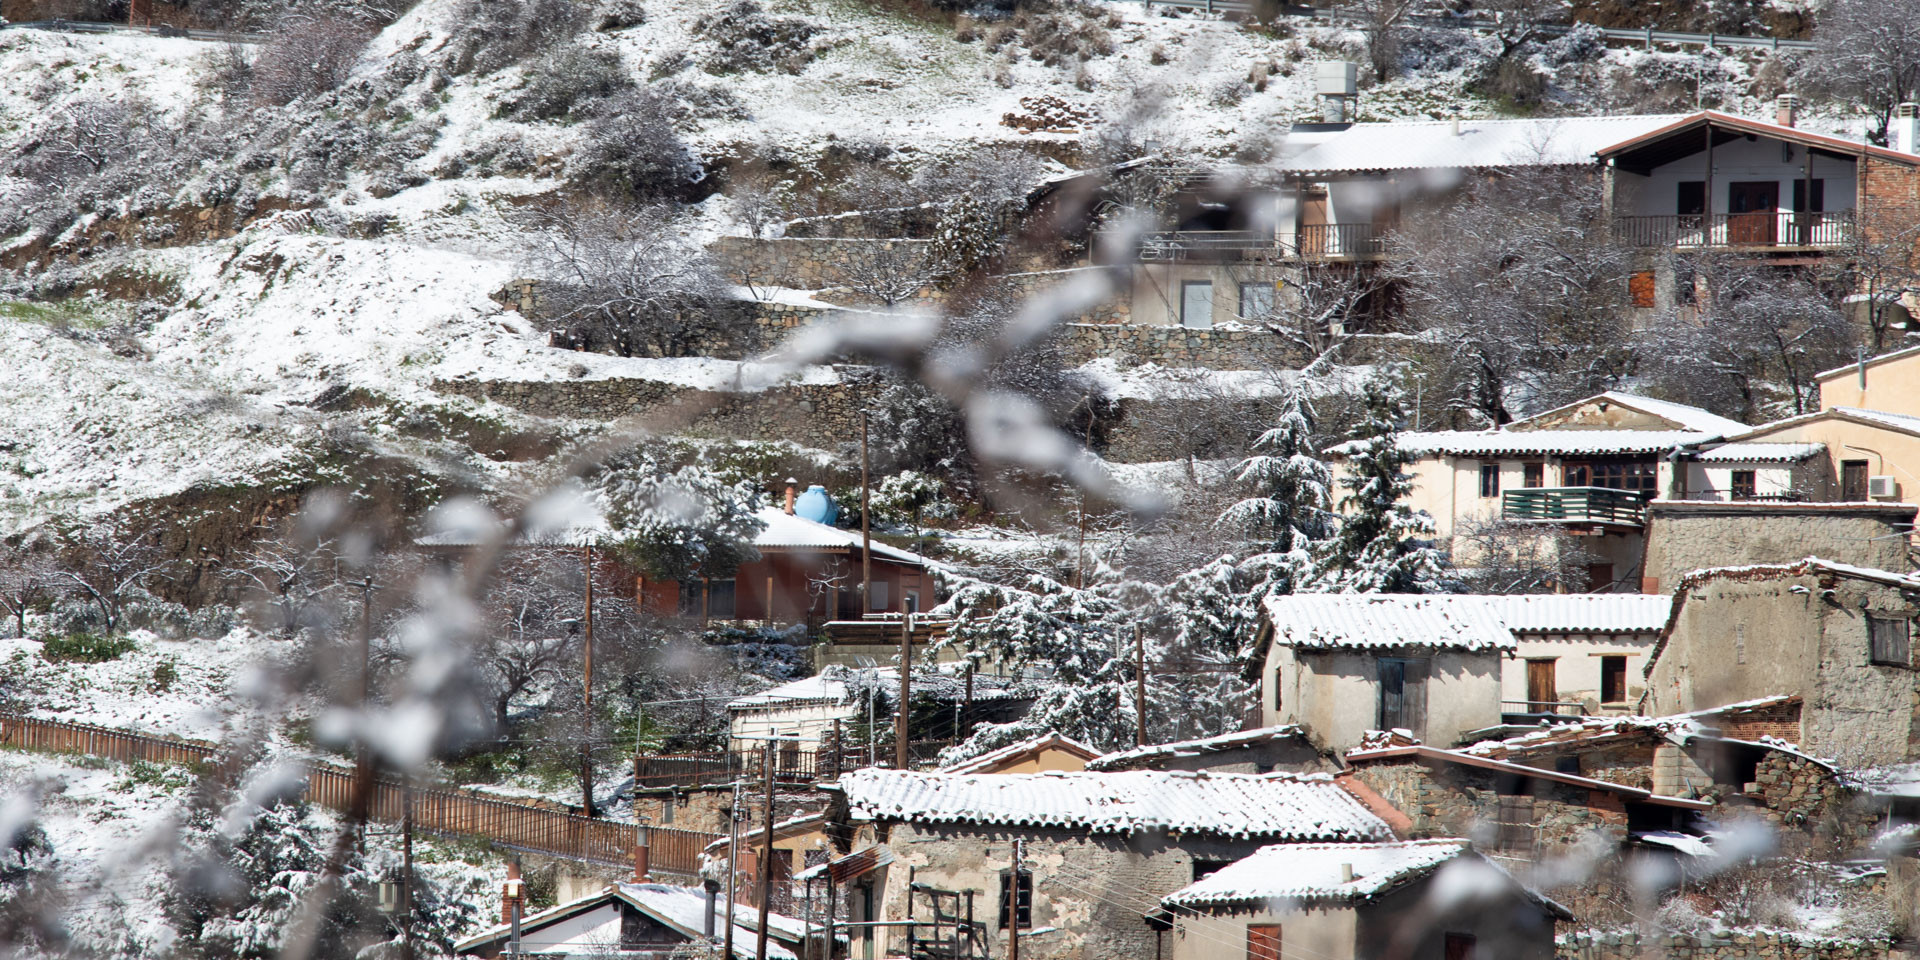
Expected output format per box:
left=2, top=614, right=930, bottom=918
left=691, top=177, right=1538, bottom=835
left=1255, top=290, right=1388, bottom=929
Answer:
left=1611, top=210, right=1855, bottom=251
left=1292, top=223, right=1388, bottom=260
left=1502, top=487, right=1648, bottom=529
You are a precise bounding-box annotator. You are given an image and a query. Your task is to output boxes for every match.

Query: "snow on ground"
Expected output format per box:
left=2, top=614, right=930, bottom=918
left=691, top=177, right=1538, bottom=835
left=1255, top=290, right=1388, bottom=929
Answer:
left=0, top=628, right=271, bottom=739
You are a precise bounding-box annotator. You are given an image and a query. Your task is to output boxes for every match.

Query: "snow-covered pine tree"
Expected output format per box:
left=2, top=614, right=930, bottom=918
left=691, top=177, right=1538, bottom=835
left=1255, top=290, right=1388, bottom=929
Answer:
left=1325, top=379, right=1444, bottom=593
left=596, top=453, right=767, bottom=581
left=1219, top=381, right=1334, bottom=558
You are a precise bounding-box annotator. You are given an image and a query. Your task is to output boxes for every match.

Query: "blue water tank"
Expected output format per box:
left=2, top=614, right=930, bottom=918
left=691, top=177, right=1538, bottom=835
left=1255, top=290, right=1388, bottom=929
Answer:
left=795, top=485, right=839, bottom=525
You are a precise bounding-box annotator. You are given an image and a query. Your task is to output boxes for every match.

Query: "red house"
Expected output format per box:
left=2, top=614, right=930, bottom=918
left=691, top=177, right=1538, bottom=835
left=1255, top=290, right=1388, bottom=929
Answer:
left=646, top=506, right=935, bottom=623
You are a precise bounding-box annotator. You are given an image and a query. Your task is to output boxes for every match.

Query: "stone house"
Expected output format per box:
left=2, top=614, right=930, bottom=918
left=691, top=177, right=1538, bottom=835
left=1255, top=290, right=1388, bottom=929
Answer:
left=1642, top=558, right=1920, bottom=766
left=1155, top=839, right=1567, bottom=960
left=1330, top=392, right=1750, bottom=591
left=822, top=768, right=1398, bottom=960
left=1084, top=724, right=1340, bottom=775
left=1257, top=594, right=1513, bottom=752
left=1639, top=500, right=1918, bottom=595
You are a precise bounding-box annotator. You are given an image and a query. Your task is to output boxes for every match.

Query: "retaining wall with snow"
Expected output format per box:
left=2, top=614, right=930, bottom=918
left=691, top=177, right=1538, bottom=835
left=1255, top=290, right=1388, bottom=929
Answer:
left=1557, top=930, right=1897, bottom=960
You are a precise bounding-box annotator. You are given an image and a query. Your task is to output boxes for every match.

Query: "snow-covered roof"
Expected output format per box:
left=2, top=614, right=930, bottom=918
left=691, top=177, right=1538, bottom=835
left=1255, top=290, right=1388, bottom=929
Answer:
left=1538, top=392, right=1749, bottom=436
left=729, top=669, right=861, bottom=711
left=754, top=507, right=928, bottom=565
left=1816, top=344, right=1920, bottom=380
left=1342, top=745, right=1713, bottom=810
left=1160, top=839, right=1469, bottom=909
left=836, top=769, right=1394, bottom=841
left=1260, top=595, right=1517, bottom=652
left=1278, top=114, right=1688, bottom=175
left=1473, top=594, right=1672, bottom=635
left=1086, top=724, right=1310, bottom=772
left=453, top=882, right=809, bottom=959
left=940, top=732, right=1102, bottom=774
left=1721, top=407, right=1920, bottom=445
left=1336, top=428, right=1714, bottom=459
left=1695, top=442, right=1826, bottom=463
left=727, top=666, right=1028, bottom=712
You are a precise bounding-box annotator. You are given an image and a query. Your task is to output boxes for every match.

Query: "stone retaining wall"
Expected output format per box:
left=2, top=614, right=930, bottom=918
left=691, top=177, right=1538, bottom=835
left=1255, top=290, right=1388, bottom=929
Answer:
left=1557, top=929, right=1896, bottom=960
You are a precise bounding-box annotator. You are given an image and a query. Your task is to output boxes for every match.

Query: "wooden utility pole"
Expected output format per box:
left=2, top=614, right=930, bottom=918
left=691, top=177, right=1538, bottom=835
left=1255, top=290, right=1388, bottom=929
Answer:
left=724, top=783, right=741, bottom=959
left=860, top=412, right=872, bottom=611
left=756, top=741, right=776, bottom=960
left=401, top=779, right=415, bottom=960
left=1007, top=840, right=1023, bottom=960
left=895, top=609, right=914, bottom=771
left=1135, top=624, right=1147, bottom=747
left=354, top=577, right=375, bottom=819
left=581, top=544, right=596, bottom=818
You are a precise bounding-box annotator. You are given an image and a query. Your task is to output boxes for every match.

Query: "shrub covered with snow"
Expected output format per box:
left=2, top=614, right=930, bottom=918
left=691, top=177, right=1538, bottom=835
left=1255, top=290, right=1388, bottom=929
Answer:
left=693, top=0, right=824, bottom=75
left=503, top=42, right=634, bottom=121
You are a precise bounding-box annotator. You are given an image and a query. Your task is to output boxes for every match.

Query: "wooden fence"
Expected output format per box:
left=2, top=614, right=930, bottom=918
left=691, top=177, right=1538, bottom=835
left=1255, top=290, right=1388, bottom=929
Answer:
left=0, top=714, right=723, bottom=878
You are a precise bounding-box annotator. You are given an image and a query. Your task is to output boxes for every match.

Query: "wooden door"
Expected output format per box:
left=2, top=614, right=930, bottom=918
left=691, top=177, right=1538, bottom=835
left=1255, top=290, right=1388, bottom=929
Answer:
left=1247, top=924, right=1281, bottom=960
left=1844, top=460, right=1870, bottom=501
left=1728, top=181, right=1779, bottom=245
left=1300, top=196, right=1329, bottom=256
left=1526, top=659, right=1556, bottom=711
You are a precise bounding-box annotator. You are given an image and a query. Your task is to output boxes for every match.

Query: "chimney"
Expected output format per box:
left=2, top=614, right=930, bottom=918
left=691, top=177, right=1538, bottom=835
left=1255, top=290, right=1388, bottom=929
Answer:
left=501, top=861, right=525, bottom=924
left=1896, top=103, right=1920, bottom=156
left=1775, top=94, right=1799, bottom=128
left=1339, top=863, right=1355, bottom=883
left=783, top=477, right=798, bottom=515
left=631, top=822, right=651, bottom=883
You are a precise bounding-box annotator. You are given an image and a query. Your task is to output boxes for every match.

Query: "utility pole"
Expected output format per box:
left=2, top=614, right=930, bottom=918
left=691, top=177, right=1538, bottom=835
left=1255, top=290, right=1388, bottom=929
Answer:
left=1007, top=839, right=1023, bottom=960
left=724, top=782, right=742, bottom=960
left=860, top=411, right=872, bottom=612
left=756, top=741, right=776, bottom=960
left=581, top=543, right=596, bottom=818
left=1135, top=624, right=1147, bottom=747
left=354, top=576, right=374, bottom=820
left=895, top=607, right=914, bottom=771
left=401, top=778, right=415, bottom=960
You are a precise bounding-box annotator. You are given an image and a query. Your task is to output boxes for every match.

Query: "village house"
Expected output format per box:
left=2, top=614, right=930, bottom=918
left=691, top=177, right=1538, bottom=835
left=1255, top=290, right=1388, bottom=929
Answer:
left=1331, top=391, right=1749, bottom=592
left=1638, top=500, right=1917, bottom=594
left=1642, top=558, right=1920, bottom=766
left=1084, top=724, right=1339, bottom=775
left=455, top=878, right=817, bottom=960
left=939, top=732, right=1101, bottom=774
left=1154, top=839, right=1568, bottom=960
left=725, top=665, right=1032, bottom=771
left=822, top=767, right=1400, bottom=960
left=1478, top=594, right=1672, bottom=717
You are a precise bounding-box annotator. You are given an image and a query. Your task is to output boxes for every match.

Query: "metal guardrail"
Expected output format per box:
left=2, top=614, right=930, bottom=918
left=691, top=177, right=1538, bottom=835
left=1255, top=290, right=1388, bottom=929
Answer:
left=0, top=713, right=723, bottom=876
left=1135, top=2, right=1813, bottom=51
left=0, top=18, right=264, bottom=43
left=1500, top=699, right=1592, bottom=717
left=1612, top=211, right=1855, bottom=250
left=1502, top=486, right=1648, bottom=526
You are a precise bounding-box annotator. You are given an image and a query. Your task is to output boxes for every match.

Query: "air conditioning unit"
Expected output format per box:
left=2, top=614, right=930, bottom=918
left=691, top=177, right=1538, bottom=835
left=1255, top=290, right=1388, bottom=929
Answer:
left=1869, top=475, right=1899, bottom=499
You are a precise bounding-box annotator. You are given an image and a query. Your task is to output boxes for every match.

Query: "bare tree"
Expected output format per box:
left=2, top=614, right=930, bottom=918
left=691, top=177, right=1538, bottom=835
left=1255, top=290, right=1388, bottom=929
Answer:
left=226, top=520, right=354, bottom=641
left=832, top=240, right=948, bottom=307
left=249, top=13, right=375, bottom=106
left=519, top=200, right=736, bottom=357
left=53, top=524, right=175, bottom=635
left=1472, top=0, right=1569, bottom=64
left=473, top=549, right=585, bottom=731
left=1448, top=516, right=1594, bottom=594
left=1337, top=0, right=1422, bottom=80
left=11, top=99, right=145, bottom=184
left=1822, top=209, right=1920, bottom=355
left=0, top=547, right=60, bottom=639
left=1809, top=0, right=1920, bottom=146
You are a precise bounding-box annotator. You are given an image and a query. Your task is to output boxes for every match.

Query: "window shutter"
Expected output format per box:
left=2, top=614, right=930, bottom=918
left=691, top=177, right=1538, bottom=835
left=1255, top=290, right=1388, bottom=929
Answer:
left=1628, top=270, right=1656, bottom=308
left=1403, top=658, right=1430, bottom=739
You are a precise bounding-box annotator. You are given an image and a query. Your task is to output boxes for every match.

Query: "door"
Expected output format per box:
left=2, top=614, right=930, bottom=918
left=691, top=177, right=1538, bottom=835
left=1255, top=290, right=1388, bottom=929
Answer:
left=1181, top=281, right=1215, bottom=329
left=1299, top=196, right=1329, bottom=256
left=1727, top=181, right=1779, bottom=245
left=1247, top=924, right=1281, bottom=960
left=1377, top=658, right=1429, bottom=735
left=1792, top=178, right=1826, bottom=244
left=1526, top=659, right=1557, bottom=712
left=1843, top=459, right=1870, bottom=502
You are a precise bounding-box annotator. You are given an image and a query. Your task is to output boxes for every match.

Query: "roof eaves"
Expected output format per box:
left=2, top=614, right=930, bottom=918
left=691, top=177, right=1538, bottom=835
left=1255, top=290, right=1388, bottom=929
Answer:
left=1342, top=746, right=1714, bottom=809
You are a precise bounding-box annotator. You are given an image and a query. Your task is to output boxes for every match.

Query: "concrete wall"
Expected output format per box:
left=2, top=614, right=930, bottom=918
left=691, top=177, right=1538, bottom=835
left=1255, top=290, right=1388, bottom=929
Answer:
left=1678, top=459, right=1813, bottom=502
left=1124, top=262, right=1287, bottom=328
left=1646, top=570, right=1920, bottom=766
left=1263, top=646, right=1504, bottom=750
left=859, top=821, right=1272, bottom=960
left=1640, top=502, right=1916, bottom=594
left=1503, top=632, right=1659, bottom=713
left=1169, top=903, right=1357, bottom=960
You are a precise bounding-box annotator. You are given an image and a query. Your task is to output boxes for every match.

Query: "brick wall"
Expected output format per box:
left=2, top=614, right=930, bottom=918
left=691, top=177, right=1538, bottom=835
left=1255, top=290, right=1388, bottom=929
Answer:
left=1860, top=156, right=1920, bottom=261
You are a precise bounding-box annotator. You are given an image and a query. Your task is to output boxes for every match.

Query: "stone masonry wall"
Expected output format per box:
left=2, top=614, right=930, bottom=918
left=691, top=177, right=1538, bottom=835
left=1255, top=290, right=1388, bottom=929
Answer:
left=1351, top=760, right=1631, bottom=854
left=1557, top=929, right=1896, bottom=960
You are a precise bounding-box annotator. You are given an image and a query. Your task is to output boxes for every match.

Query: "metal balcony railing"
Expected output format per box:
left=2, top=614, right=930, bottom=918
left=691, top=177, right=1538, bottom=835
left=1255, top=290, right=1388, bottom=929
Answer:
left=1502, top=487, right=1649, bottom=527
left=1293, top=223, right=1387, bottom=259
left=1135, top=230, right=1282, bottom=261
left=1612, top=210, right=1855, bottom=249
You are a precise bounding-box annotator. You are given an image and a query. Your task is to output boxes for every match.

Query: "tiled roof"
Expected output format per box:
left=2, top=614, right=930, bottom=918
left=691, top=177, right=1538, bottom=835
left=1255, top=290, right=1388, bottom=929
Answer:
left=837, top=769, right=1394, bottom=841
left=1571, top=392, right=1749, bottom=435
left=1278, top=114, right=1687, bottom=174
left=1695, top=442, right=1826, bottom=462
left=753, top=508, right=928, bottom=564
left=1329, top=429, right=1715, bottom=459
left=1160, top=840, right=1469, bottom=909
left=1086, top=725, right=1310, bottom=772
left=1474, top=594, right=1672, bottom=635
left=1260, top=595, right=1517, bottom=652
left=1457, top=696, right=1803, bottom=761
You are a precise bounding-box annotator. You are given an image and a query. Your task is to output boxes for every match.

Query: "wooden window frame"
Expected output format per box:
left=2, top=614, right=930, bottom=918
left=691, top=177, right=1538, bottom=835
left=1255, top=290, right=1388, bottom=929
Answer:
left=1730, top=470, right=1757, bottom=501
left=1870, top=616, right=1912, bottom=667
left=1246, top=924, right=1281, bottom=960
left=1600, top=655, right=1628, bottom=705
left=1479, top=463, right=1500, bottom=499
left=997, top=867, right=1033, bottom=930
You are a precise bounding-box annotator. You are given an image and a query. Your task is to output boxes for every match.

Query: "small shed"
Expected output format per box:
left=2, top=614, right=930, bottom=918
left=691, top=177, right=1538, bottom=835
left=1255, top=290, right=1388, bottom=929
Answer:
left=453, top=881, right=814, bottom=959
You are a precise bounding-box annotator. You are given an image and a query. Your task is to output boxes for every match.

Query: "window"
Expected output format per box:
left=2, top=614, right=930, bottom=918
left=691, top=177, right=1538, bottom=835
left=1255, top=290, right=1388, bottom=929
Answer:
left=1564, top=460, right=1658, bottom=493
left=1601, top=655, right=1628, bottom=704
left=1493, top=795, right=1535, bottom=857
left=1870, top=616, right=1912, bottom=667
left=1478, top=464, right=1500, bottom=499
left=868, top=580, right=890, bottom=611
left=679, top=579, right=736, bottom=619
left=1523, top=463, right=1544, bottom=489
left=1628, top=270, right=1656, bottom=308
left=1587, top=563, right=1614, bottom=590
left=1246, top=924, right=1281, bottom=960
left=1730, top=470, right=1757, bottom=501
left=1180, top=281, right=1215, bottom=329
left=1272, top=665, right=1283, bottom=712
left=1239, top=281, right=1276, bottom=320
left=1376, top=658, right=1428, bottom=735
left=997, top=868, right=1032, bottom=929
left=1445, top=932, right=1479, bottom=960
left=1677, top=181, right=1706, bottom=220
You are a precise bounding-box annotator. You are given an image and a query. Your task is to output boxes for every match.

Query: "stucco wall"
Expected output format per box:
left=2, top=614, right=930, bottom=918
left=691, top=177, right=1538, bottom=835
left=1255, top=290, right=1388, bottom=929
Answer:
left=1169, top=903, right=1357, bottom=960
left=1263, top=646, right=1503, bottom=750
left=1820, top=352, right=1920, bottom=415
left=1503, top=632, right=1658, bottom=712
left=1171, top=873, right=1557, bottom=960
left=1646, top=571, right=1920, bottom=766
left=1716, top=415, right=1920, bottom=505
left=1125, top=262, right=1288, bottom=329
left=1640, top=502, right=1916, bottom=594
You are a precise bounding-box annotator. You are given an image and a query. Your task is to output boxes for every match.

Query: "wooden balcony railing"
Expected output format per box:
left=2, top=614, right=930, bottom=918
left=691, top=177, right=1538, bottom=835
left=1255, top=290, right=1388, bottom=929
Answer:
left=1292, top=223, right=1387, bottom=259
left=1502, top=487, right=1648, bottom=527
left=1612, top=210, right=1855, bottom=249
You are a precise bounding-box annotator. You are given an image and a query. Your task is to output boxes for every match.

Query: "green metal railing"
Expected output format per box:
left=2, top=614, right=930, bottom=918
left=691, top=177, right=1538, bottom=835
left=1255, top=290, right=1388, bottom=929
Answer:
left=1502, top=487, right=1648, bottom=526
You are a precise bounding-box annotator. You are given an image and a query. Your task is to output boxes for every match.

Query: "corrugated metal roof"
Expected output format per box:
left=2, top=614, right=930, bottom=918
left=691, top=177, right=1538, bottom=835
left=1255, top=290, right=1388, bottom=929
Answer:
left=754, top=508, right=928, bottom=565
left=1696, top=442, right=1826, bottom=463
left=1160, top=840, right=1468, bottom=908
left=1475, top=594, right=1673, bottom=635
left=1278, top=114, right=1688, bottom=175
left=1260, top=595, right=1517, bottom=652
left=838, top=769, right=1393, bottom=841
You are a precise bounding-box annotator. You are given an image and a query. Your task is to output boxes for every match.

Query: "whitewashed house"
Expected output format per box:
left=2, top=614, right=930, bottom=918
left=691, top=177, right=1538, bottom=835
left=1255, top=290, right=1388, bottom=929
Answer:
left=1481, top=594, right=1673, bottom=717
left=1156, top=839, right=1566, bottom=960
